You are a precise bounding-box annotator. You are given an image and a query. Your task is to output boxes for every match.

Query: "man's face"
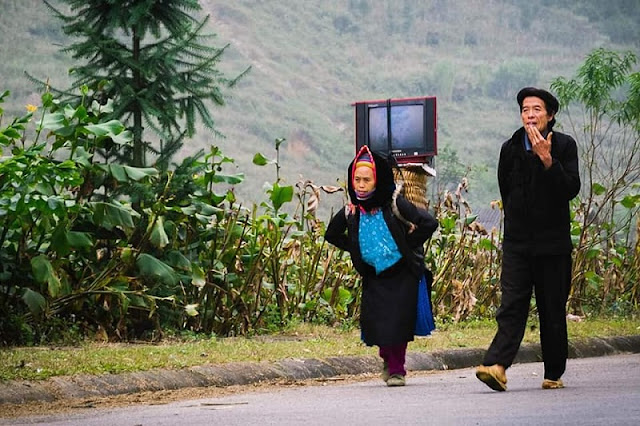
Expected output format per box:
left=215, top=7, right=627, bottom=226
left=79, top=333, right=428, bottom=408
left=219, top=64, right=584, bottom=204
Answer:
left=353, top=166, right=375, bottom=196
left=520, top=96, right=554, bottom=133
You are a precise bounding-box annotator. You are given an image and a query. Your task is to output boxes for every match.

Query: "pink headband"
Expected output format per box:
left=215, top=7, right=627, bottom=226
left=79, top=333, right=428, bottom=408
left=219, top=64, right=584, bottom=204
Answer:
left=352, top=146, right=377, bottom=181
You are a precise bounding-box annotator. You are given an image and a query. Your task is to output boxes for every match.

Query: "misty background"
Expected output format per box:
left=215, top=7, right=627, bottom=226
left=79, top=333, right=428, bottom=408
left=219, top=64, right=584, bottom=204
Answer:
left=2, top=0, right=639, bottom=218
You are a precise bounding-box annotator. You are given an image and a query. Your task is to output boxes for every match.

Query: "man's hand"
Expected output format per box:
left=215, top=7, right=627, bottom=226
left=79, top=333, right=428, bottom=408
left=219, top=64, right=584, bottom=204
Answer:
left=526, top=124, right=553, bottom=169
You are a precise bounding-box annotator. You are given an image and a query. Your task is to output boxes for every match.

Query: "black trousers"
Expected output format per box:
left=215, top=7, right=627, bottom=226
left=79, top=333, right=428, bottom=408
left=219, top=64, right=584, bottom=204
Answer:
left=483, top=250, right=572, bottom=380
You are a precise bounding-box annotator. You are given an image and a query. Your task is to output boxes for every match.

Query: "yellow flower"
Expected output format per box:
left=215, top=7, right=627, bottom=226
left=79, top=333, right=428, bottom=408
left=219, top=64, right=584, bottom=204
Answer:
left=26, top=104, right=38, bottom=113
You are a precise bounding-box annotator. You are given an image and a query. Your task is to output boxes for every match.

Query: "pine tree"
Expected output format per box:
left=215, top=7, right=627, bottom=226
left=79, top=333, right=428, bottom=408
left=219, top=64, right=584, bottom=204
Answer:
left=43, top=0, right=248, bottom=167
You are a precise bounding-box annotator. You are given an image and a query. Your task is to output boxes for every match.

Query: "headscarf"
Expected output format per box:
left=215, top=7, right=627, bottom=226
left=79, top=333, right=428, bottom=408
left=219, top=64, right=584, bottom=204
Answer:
left=348, top=146, right=396, bottom=212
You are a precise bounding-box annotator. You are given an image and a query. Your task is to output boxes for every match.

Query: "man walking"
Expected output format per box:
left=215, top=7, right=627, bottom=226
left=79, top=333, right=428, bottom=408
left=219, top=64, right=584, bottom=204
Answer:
left=476, top=87, right=581, bottom=391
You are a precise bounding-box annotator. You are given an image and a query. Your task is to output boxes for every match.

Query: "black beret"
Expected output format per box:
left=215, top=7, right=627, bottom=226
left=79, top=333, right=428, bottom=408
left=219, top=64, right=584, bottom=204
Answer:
left=517, top=87, right=559, bottom=114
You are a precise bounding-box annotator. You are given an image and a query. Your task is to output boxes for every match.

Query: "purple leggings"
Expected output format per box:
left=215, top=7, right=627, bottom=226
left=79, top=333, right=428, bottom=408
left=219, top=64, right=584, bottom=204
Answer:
left=379, top=342, right=408, bottom=376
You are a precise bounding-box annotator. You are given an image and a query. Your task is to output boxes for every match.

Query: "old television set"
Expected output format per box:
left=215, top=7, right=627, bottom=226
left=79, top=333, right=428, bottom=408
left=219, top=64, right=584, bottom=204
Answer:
left=354, top=96, right=437, bottom=166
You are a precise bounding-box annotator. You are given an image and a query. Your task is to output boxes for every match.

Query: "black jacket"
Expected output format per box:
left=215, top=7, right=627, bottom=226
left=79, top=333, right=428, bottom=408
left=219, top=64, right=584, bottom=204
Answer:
left=498, top=127, right=580, bottom=255
left=324, top=195, right=438, bottom=279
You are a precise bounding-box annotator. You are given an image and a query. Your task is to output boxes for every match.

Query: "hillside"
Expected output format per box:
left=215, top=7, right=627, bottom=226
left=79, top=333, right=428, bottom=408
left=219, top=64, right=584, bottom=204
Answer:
left=2, top=0, right=639, bottom=216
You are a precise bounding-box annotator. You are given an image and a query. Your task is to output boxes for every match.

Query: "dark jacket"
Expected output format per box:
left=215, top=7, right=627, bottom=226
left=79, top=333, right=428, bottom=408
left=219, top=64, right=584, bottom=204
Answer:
left=324, top=193, right=438, bottom=347
left=325, top=196, right=438, bottom=279
left=498, top=127, right=580, bottom=255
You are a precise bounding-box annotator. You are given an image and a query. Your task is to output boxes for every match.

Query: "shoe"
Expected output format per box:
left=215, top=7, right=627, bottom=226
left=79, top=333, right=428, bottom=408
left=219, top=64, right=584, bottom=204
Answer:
left=542, top=379, right=564, bottom=389
left=475, top=364, right=507, bottom=392
left=381, top=361, right=390, bottom=382
left=386, top=374, right=406, bottom=387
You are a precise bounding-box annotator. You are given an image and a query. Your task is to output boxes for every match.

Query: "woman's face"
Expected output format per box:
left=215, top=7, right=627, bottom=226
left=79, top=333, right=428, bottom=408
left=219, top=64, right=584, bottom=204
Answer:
left=353, top=165, right=375, bottom=196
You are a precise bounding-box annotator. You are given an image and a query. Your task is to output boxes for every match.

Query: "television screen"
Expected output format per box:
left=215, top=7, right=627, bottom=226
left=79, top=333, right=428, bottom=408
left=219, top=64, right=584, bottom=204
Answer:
left=368, top=105, right=425, bottom=152
left=367, top=106, right=388, bottom=152
left=391, top=104, right=425, bottom=150
left=354, top=96, right=436, bottom=165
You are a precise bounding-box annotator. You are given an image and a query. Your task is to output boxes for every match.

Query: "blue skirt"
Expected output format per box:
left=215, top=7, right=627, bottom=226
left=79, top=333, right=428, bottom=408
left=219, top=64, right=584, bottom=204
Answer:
left=415, top=273, right=435, bottom=336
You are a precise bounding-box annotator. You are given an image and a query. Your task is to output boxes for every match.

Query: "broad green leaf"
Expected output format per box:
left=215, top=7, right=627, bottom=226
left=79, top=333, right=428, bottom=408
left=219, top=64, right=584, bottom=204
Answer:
left=149, top=216, right=169, bottom=249
left=180, top=205, right=197, bottom=215
left=93, top=98, right=114, bottom=114
left=91, top=201, right=136, bottom=230
left=73, top=146, right=93, bottom=167
left=252, top=152, right=270, bottom=166
left=110, top=129, right=133, bottom=145
left=592, top=182, right=606, bottom=196
left=479, top=238, right=496, bottom=251
left=67, top=231, right=93, bottom=249
left=107, top=278, right=130, bottom=292
left=199, top=203, right=224, bottom=216
left=620, top=194, right=639, bottom=209
left=195, top=213, right=211, bottom=224
left=440, top=216, right=456, bottom=233
left=41, top=112, right=66, bottom=131
left=46, top=196, right=65, bottom=211
left=127, top=294, right=150, bottom=308
left=85, top=120, right=125, bottom=137
left=109, top=165, right=157, bottom=182
left=209, top=173, right=245, bottom=185
left=31, top=255, right=62, bottom=298
left=211, top=192, right=227, bottom=205
left=191, top=265, right=206, bottom=289
left=123, top=166, right=158, bottom=181
left=54, top=125, right=76, bottom=138
left=109, top=164, right=128, bottom=182
left=51, top=225, right=71, bottom=256
left=611, top=256, right=623, bottom=268
left=1, top=127, right=21, bottom=139
left=584, top=271, right=602, bottom=289
left=63, top=104, right=76, bottom=119
left=571, top=224, right=582, bottom=235
left=270, top=183, right=294, bottom=211
left=41, top=92, right=53, bottom=107
left=22, top=288, right=46, bottom=317
left=337, top=287, right=353, bottom=305
left=166, top=251, right=191, bottom=271
left=136, top=253, right=177, bottom=286
left=72, top=105, right=88, bottom=121
left=586, top=247, right=601, bottom=260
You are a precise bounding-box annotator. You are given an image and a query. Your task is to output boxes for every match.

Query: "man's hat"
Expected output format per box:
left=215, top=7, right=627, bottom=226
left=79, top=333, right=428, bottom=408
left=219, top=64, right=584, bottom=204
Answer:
left=517, top=87, right=559, bottom=115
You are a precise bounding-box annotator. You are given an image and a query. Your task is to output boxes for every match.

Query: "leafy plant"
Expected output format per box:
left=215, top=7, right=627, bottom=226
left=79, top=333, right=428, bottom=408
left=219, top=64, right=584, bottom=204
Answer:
left=0, top=88, right=178, bottom=343
left=551, top=48, right=640, bottom=315
left=39, top=0, right=249, bottom=167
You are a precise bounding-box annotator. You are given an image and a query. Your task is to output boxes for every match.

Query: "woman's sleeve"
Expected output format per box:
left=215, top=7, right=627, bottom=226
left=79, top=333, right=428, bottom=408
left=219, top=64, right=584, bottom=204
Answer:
left=324, top=208, right=351, bottom=252
left=396, top=196, right=438, bottom=247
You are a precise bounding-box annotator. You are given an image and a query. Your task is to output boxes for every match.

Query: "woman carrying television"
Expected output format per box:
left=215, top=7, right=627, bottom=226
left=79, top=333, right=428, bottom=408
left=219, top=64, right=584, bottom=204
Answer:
left=324, top=146, right=438, bottom=387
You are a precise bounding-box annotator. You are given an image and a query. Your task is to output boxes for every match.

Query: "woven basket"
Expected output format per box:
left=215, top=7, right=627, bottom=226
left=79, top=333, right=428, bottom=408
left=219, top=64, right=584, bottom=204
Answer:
left=392, top=166, right=429, bottom=210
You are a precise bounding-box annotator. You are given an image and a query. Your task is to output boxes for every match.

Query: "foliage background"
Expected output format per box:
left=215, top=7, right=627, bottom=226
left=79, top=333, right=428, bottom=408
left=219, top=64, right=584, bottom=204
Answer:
left=2, top=0, right=640, bottom=213
left=0, top=1, right=638, bottom=346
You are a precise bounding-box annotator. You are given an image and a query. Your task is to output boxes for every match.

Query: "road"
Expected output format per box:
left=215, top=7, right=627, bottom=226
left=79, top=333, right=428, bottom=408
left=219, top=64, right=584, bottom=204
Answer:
left=3, top=353, right=639, bottom=425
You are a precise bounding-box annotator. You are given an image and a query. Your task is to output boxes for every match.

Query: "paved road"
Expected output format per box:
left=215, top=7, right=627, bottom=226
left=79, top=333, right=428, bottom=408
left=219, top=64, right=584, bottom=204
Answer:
left=4, top=353, right=639, bottom=426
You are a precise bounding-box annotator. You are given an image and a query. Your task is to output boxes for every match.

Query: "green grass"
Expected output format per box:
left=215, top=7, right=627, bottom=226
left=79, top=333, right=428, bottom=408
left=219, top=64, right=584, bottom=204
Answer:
left=1, top=317, right=638, bottom=382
